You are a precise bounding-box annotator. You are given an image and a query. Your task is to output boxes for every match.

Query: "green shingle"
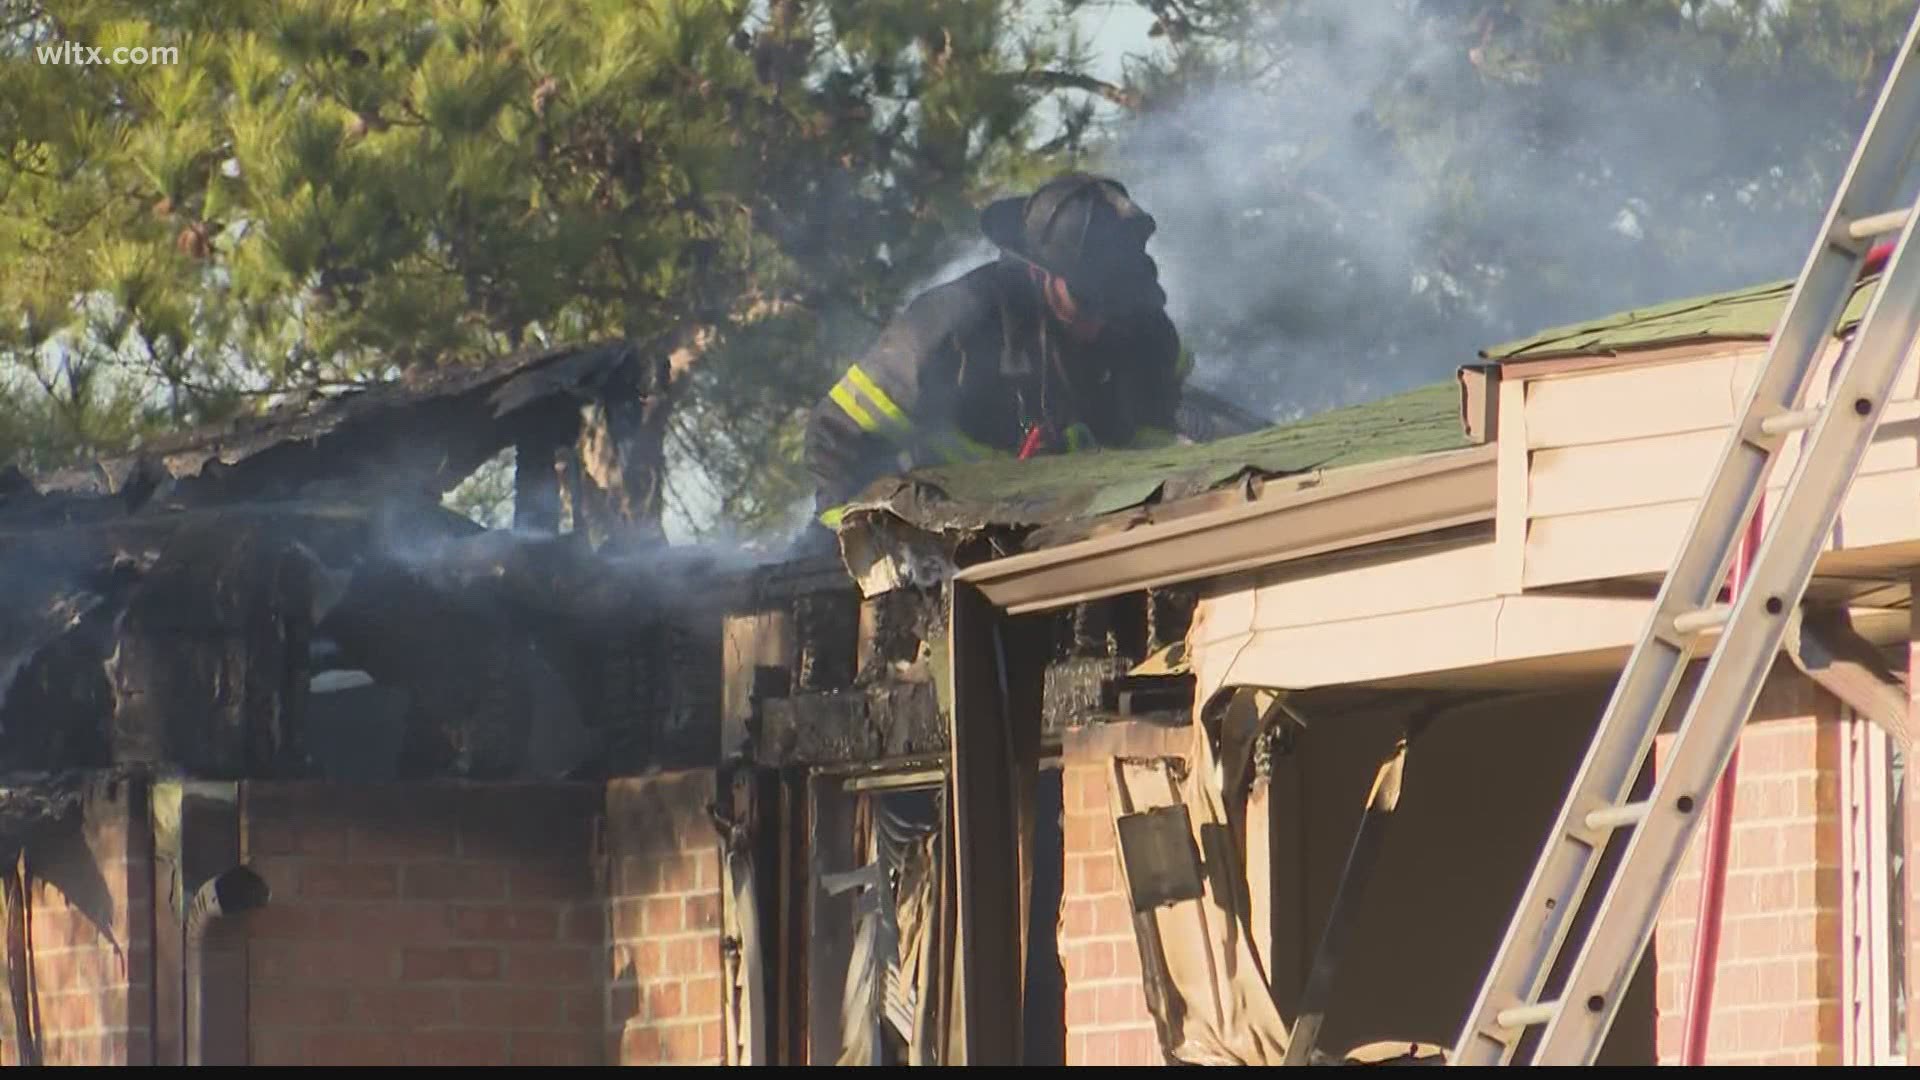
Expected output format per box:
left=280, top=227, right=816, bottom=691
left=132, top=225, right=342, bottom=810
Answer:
left=858, top=381, right=1471, bottom=532
left=1482, top=273, right=1880, bottom=362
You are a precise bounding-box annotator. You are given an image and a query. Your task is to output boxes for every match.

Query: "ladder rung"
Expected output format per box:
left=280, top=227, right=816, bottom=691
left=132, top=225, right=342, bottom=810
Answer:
left=1583, top=801, right=1649, bottom=832
left=1847, top=208, right=1911, bottom=240
left=1758, top=406, right=1823, bottom=436
left=1671, top=604, right=1731, bottom=636
left=1496, top=1002, right=1559, bottom=1029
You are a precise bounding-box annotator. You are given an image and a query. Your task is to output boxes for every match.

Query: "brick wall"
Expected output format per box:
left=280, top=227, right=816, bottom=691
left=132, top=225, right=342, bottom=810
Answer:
left=0, top=777, right=153, bottom=1066
left=1652, top=672, right=1843, bottom=1066
left=241, top=783, right=603, bottom=1066
left=1058, top=723, right=1186, bottom=1067
left=604, top=771, right=725, bottom=1065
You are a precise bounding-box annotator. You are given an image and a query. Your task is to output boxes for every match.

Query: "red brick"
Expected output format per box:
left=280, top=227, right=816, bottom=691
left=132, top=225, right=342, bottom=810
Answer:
left=1082, top=853, right=1117, bottom=894
left=690, top=848, right=721, bottom=890
left=686, top=976, right=723, bottom=1018
left=1749, top=869, right=1794, bottom=910
left=36, top=992, right=97, bottom=1033
left=616, top=857, right=654, bottom=894
left=1736, top=1008, right=1786, bottom=1053
left=248, top=818, right=301, bottom=856
left=245, top=905, right=329, bottom=941
left=1090, top=937, right=1121, bottom=980
left=252, top=1030, right=306, bottom=1066
left=404, top=862, right=507, bottom=901
left=1115, top=1028, right=1162, bottom=1065
left=34, top=948, right=117, bottom=993
left=252, top=940, right=396, bottom=983
left=1093, top=894, right=1136, bottom=936
left=352, top=822, right=455, bottom=858
left=563, top=905, right=604, bottom=944
left=644, top=897, right=682, bottom=935
left=1062, top=898, right=1095, bottom=939
left=664, top=937, right=715, bottom=975
left=660, top=1023, right=702, bottom=1063
left=403, top=1030, right=509, bottom=1066
left=1063, top=814, right=1098, bottom=855
left=29, top=908, right=105, bottom=949
left=562, top=987, right=602, bottom=1030
left=1069, top=767, right=1107, bottom=812
left=677, top=815, right=716, bottom=852
left=510, top=1032, right=598, bottom=1066
left=1097, top=983, right=1146, bottom=1025
left=647, top=982, right=684, bottom=1020
left=508, top=861, right=589, bottom=902
left=449, top=904, right=561, bottom=942
left=1779, top=827, right=1818, bottom=868
left=353, top=905, right=454, bottom=943
left=458, top=986, right=562, bottom=1028
left=699, top=1018, right=724, bottom=1061
left=1067, top=986, right=1098, bottom=1027
left=506, top=946, right=594, bottom=985
left=683, top=895, right=720, bottom=932
left=1655, top=923, right=1694, bottom=966
left=401, top=946, right=502, bottom=982
left=631, top=941, right=663, bottom=978
left=1112, top=940, right=1143, bottom=979
left=304, top=1032, right=412, bottom=1065
left=656, top=855, right=699, bottom=894
left=299, top=860, right=400, bottom=901
left=610, top=898, right=646, bottom=940
left=253, top=986, right=350, bottom=1027
left=251, top=818, right=349, bottom=857
left=620, top=1023, right=661, bottom=1065
left=347, top=986, right=458, bottom=1029
left=1733, top=830, right=1779, bottom=871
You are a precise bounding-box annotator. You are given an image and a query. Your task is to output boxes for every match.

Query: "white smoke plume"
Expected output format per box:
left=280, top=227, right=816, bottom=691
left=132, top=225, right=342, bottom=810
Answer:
left=1101, top=0, right=1894, bottom=419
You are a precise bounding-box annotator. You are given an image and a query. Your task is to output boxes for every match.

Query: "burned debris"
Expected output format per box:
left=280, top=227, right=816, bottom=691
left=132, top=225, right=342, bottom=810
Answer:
left=0, top=339, right=728, bottom=788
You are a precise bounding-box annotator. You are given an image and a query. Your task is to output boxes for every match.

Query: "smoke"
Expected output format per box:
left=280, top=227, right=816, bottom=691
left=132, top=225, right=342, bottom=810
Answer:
left=1105, top=1, right=1884, bottom=419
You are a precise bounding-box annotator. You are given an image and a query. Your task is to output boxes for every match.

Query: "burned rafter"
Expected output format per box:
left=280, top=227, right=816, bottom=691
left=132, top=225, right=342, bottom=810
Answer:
left=0, top=344, right=740, bottom=783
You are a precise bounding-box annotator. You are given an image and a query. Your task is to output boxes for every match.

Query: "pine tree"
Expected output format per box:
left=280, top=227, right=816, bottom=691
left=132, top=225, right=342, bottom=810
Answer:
left=0, top=0, right=1133, bottom=534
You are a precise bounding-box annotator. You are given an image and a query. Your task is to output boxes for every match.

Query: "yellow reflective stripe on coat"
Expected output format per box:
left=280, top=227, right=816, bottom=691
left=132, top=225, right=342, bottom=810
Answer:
left=828, top=383, right=878, bottom=432
left=1175, top=345, right=1196, bottom=381
left=818, top=504, right=848, bottom=529
left=843, top=365, right=911, bottom=431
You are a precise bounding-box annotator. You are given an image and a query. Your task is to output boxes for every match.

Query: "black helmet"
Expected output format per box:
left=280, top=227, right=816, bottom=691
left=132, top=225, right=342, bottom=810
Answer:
left=980, top=173, right=1166, bottom=316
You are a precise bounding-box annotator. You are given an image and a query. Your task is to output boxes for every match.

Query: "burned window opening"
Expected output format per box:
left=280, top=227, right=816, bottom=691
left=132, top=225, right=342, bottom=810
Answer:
left=0, top=339, right=734, bottom=786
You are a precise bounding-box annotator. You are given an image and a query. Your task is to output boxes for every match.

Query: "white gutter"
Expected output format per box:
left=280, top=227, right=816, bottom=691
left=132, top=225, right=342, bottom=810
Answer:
left=954, top=444, right=1497, bottom=615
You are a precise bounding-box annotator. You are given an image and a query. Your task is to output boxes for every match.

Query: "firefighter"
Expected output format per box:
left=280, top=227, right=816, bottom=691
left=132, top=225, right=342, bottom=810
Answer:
left=803, top=173, right=1191, bottom=534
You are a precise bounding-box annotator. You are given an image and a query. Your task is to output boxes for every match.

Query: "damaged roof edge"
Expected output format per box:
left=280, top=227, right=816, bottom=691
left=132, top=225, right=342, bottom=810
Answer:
left=955, top=443, right=1497, bottom=615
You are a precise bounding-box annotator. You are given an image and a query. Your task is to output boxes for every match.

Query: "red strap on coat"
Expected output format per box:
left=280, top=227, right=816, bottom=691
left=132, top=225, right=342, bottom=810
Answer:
left=1017, top=425, right=1047, bottom=460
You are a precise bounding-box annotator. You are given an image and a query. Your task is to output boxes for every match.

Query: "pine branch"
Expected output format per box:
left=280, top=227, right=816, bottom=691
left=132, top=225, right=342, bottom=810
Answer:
left=1019, top=70, right=1140, bottom=109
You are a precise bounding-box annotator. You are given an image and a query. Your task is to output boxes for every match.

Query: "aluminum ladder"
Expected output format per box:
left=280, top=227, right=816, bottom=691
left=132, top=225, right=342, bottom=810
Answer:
left=1452, top=7, right=1920, bottom=1066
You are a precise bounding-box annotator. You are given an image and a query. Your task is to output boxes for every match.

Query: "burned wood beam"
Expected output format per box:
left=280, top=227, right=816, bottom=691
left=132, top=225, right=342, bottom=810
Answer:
left=948, top=585, right=1044, bottom=1065
left=754, top=682, right=945, bottom=767
left=1282, top=720, right=1425, bottom=1067
left=95, top=340, right=649, bottom=510
left=1783, top=605, right=1914, bottom=757
left=107, top=519, right=322, bottom=777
